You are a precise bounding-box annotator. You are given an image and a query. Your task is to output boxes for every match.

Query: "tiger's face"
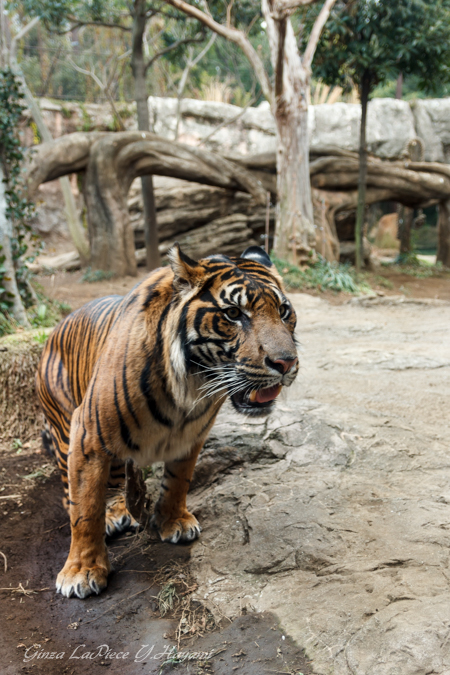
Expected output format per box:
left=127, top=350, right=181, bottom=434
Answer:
left=169, top=245, right=299, bottom=416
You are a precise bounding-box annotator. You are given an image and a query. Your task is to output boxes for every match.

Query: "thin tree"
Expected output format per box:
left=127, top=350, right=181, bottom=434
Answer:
left=0, top=68, right=34, bottom=328
left=14, top=0, right=206, bottom=273
left=2, top=12, right=90, bottom=263
left=305, top=0, right=450, bottom=269
left=164, top=0, right=337, bottom=265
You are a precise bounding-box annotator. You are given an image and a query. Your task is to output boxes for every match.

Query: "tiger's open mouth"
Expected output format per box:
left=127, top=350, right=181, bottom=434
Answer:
left=230, top=383, right=282, bottom=416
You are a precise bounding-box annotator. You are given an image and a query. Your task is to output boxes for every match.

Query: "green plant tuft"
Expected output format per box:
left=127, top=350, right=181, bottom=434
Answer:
left=157, top=582, right=178, bottom=617
left=272, top=255, right=370, bottom=294
left=81, top=267, right=115, bottom=283
left=382, top=257, right=448, bottom=279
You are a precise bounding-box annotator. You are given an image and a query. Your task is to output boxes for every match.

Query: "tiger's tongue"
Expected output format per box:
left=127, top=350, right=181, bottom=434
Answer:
left=251, top=384, right=282, bottom=404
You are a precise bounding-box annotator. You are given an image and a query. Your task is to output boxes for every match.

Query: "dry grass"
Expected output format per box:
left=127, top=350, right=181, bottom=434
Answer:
left=0, top=329, right=51, bottom=440
left=153, top=561, right=217, bottom=648
left=110, top=531, right=218, bottom=647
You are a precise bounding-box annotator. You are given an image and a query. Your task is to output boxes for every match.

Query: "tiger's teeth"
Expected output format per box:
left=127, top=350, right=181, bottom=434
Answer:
left=249, top=390, right=257, bottom=403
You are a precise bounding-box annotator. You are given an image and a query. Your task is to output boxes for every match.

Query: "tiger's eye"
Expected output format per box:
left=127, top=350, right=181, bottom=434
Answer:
left=280, top=303, right=290, bottom=319
left=225, top=307, right=241, bottom=320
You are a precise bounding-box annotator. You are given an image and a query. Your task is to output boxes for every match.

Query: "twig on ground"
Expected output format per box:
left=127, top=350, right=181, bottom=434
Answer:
left=43, top=522, right=69, bottom=534
left=0, top=583, right=50, bottom=596
left=0, top=551, right=7, bottom=572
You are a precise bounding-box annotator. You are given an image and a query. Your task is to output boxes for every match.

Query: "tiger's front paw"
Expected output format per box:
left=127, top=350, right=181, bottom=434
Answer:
left=151, top=509, right=201, bottom=544
left=105, top=493, right=140, bottom=537
left=56, top=560, right=110, bottom=598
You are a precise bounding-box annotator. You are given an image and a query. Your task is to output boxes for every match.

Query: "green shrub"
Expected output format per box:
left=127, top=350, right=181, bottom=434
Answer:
left=81, top=267, right=115, bottom=283
left=272, top=255, right=370, bottom=294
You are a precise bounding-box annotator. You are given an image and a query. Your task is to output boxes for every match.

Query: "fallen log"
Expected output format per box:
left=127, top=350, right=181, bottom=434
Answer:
left=27, top=132, right=266, bottom=276
left=32, top=214, right=259, bottom=273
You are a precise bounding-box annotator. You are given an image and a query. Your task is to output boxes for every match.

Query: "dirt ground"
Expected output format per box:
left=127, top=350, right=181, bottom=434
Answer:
left=0, top=448, right=313, bottom=675
left=1, top=268, right=450, bottom=675
left=33, top=264, right=450, bottom=313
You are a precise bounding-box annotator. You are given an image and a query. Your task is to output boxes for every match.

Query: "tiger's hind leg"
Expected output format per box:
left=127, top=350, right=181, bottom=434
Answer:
left=42, top=422, right=71, bottom=512
left=105, top=459, right=140, bottom=537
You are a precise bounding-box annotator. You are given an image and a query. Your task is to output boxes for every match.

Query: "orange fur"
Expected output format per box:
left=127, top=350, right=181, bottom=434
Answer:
left=36, top=245, right=298, bottom=598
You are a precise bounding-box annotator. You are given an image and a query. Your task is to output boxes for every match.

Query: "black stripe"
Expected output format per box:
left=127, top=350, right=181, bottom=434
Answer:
left=139, top=357, right=173, bottom=428
left=122, top=342, right=141, bottom=429
left=114, top=378, right=140, bottom=451
left=95, top=407, right=113, bottom=456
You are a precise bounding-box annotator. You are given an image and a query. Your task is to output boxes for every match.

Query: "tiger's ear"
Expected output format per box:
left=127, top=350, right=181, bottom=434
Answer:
left=168, top=243, right=202, bottom=292
left=240, top=246, right=273, bottom=268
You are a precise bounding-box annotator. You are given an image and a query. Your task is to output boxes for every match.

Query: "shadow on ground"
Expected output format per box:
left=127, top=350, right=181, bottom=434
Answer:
left=0, top=455, right=313, bottom=675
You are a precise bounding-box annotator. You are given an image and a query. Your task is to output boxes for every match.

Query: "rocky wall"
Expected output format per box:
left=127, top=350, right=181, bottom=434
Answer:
left=25, top=96, right=450, bottom=162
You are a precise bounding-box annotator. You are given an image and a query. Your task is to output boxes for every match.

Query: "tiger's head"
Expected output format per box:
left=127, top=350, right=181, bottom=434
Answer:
left=168, top=244, right=299, bottom=417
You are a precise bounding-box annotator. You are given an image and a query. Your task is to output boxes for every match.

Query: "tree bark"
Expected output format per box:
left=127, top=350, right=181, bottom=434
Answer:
left=274, top=102, right=316, bottom=263
left=131, top=0, right=160, bottom=273
left=355, top=72, right=371, bottom=270
left=10, top=59, right=90, bottom=263
left=0, top=164, right=30, bottom=327
left=399, top=205, right=414, bottom=255
left=263, top=3, right=316, bottom=264
left=396, top=72, right=403, bottom=100
left=165, top=0, right=336, bottom=265
left=437, top=199, right=450, bottom=267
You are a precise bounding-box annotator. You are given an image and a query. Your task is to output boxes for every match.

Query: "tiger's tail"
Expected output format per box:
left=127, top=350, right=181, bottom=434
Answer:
left=41, top=422, right=56, bottom=459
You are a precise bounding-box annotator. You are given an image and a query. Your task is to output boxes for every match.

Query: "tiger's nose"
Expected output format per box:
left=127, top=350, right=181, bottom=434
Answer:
left=266, top=356, right=298, bottom=374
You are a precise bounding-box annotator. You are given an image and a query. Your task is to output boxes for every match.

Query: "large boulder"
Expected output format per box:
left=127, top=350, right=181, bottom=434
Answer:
left=309, top=99, right=417, bottom=158
left=149, top=97, right=419, bottom=160
left=149, top=97, right=277, bottom=155
left=412, top=99, right=450, bottom=162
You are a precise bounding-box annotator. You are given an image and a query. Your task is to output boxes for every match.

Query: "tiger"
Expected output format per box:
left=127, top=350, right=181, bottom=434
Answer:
left=36, top=244, right=299, bottom=599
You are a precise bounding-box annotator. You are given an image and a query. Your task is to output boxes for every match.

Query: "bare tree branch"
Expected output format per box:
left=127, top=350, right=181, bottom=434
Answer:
left=302, top=0, right=337, bottom=69
left=226, top=0, right=235, bottom=29
left=198, top=95, right=256, bottom=146
left=10, top=15, right=40, bottom=59
left=163, top=0, right=274, bottom=104
left=67, top=57, right=125, bottom=130
left=175, top=32, right=216, bottom=139
left=276, top=0, right=316, bottom=11
left=56, top=19, right=131, bottom=34
left=145, top=33, right=205, bottom=72
left=190, top=31, right=217, bottom=67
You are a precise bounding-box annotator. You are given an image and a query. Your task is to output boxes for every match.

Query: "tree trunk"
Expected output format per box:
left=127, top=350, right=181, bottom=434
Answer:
left=399, top=206, right=414, bottom=255
left=274, top=102, right=316, bottom=263
left=396, top=72, right=403, bottom=100
left=131, top=0, right=161, bottom=272
left=437, top=199, right=450, bottom=267
left=76, top=132, right=266, bottom=276
left=263, top=5, right=316, bottom=264
left=83, top=137, right=137, bottom=277
left=0, top=164, right=30, bottom=327
left=12, top=63, right=89, bottom=263
left=355, top=72, right=371, bottom=271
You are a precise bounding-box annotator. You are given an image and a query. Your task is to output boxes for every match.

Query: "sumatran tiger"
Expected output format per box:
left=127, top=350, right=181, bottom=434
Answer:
left=36, top=245, right=299, bottom=599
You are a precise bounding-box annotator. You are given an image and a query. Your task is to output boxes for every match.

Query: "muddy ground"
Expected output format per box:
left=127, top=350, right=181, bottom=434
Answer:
left=0, top=449, right=312, bottom=675
left=1, top=272, right=450, bottom=675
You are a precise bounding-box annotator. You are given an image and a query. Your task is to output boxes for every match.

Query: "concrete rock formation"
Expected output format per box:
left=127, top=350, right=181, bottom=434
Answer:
left=187, top=292, right=450, bottom=675
left=29, top=96, right=450, bottom=164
